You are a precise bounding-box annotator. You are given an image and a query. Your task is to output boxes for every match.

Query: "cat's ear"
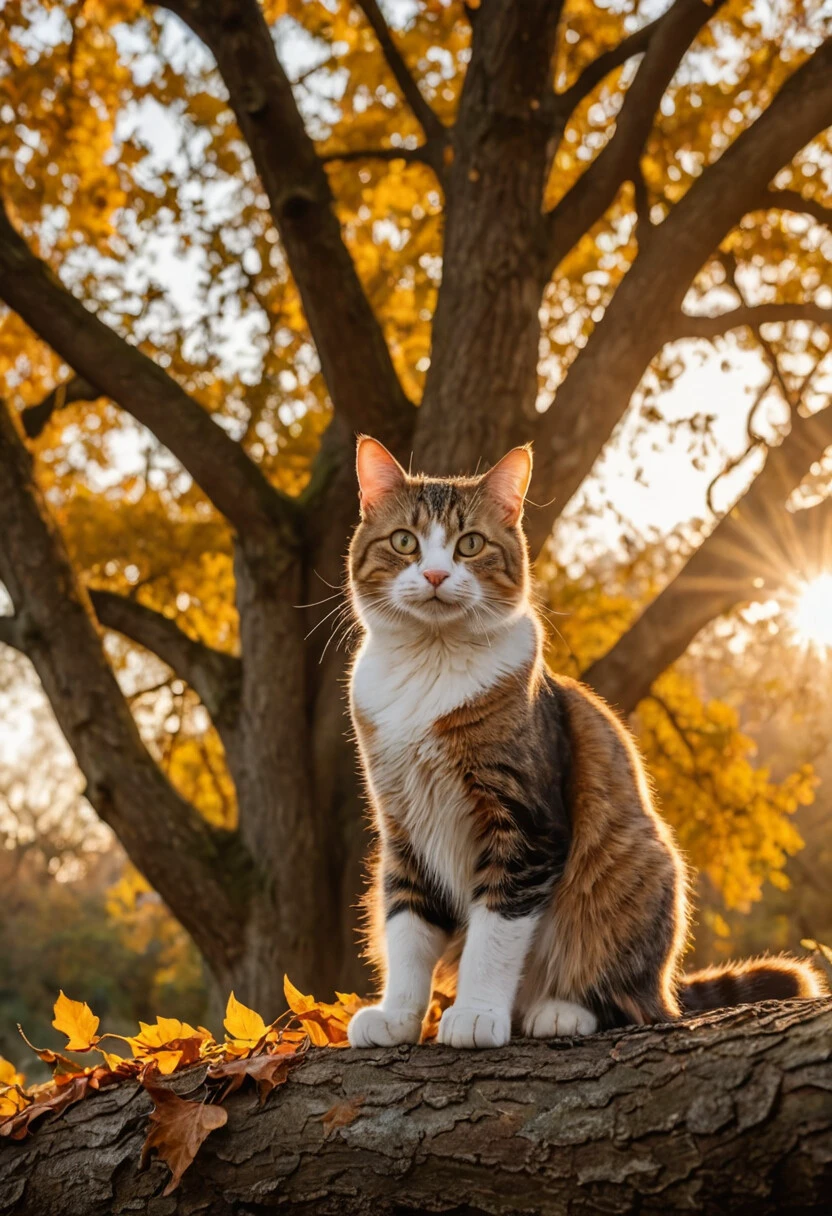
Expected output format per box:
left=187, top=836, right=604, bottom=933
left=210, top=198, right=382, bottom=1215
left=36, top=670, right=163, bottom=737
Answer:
left=482, top=445, right=533, bottom=526
left=356, top=436, right=407, bottom=515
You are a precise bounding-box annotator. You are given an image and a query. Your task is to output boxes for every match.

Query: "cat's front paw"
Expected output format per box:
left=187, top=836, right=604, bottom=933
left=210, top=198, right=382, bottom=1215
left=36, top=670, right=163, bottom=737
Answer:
left=436, top=1004, right=511, bottom=1049
left=347, top=1005, right=423, bottom=1048
left=522, top=998, right=598, bottom=1039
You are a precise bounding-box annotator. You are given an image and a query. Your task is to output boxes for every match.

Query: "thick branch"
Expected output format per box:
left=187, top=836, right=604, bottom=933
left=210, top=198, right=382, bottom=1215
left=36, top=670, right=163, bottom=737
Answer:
left=529, top=36, right=832, bottom=553
left=157, top=0, right=413, bottom=452
left=89, top=590, right=241, bottom=731
left=0, top=202, right=295, bottom=541
left=672, top=302, right=832, bottom=342
left=21, top=374, right=98, bottom=438
left=547, top=0, right=724, bottom=271
left=0, top=402, right=248, bottom=977
left=355, top=0, right=446, bottom=145
left=1, top=1000, right=830, bottom=1214
left=755, top=187, right=832, bottom=228
left=584, top=405, right=832, bottom=712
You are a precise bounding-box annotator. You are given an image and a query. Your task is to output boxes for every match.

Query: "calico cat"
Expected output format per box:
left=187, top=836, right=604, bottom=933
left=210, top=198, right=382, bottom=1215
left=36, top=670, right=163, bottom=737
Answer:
left=346, top=437, right=825, bottom=1049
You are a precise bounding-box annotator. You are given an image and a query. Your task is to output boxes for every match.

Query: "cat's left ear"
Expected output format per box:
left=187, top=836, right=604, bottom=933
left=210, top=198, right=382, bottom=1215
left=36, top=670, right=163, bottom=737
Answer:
left=481, top=445, right=533, bottom=526
left=356, top=435, right=407, bottom=515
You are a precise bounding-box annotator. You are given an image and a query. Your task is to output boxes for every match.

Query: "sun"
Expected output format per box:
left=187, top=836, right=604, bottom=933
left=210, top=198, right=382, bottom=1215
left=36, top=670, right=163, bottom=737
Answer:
left=791, top=574, right=832, bottom=650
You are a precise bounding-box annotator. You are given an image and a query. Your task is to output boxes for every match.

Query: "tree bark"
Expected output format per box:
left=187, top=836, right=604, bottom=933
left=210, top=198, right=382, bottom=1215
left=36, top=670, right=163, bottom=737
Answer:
left=1, top=999, right=830, bottom=1215
left=415, top=0, right=563, bottom=473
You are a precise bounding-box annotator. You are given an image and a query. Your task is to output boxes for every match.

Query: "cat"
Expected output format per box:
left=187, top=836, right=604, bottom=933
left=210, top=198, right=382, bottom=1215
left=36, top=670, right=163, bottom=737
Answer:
left=346, top=436, right=825, bottom=1049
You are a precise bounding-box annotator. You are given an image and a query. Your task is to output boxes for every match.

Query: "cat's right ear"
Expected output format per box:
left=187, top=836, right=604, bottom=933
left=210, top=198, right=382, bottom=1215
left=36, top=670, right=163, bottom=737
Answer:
left=356, top=436, right=407, bottom=516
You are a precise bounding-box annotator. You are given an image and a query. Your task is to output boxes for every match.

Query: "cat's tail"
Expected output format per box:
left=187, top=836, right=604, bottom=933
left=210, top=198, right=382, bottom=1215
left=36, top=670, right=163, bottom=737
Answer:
left=678, top=954, right=827, bottom=1013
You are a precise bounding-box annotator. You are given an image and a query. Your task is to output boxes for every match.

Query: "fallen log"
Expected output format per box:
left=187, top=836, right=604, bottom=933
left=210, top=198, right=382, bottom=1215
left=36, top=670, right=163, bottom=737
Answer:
left=1, top=998, right=830, bottom=1215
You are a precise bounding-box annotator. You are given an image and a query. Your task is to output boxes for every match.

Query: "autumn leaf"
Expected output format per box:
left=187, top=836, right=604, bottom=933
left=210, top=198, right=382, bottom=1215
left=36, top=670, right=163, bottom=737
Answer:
left=52, top=991, right=100, bottom=1053
left=0, top=1086, right=28, bottom=1120
left=224, top=992, right=268, bottom=1046
left=208, top=1051, right=296, bottom=1104
left=0, top=1058, right=24, bottom=1089
left=0, top=1075, right=91, bottom=1141
left=141, top=1086, right=228, bottom=1196
left=321, top=1096, right=364, bottom=1138
left=17, top=1027, right=88, bottom=1080
left=283, top=976, right=351, bottom=1046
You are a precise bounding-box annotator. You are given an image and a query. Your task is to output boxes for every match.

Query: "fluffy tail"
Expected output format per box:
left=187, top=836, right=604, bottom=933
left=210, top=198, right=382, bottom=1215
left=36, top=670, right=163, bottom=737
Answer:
left=679, top=954, right=827, bottom=1014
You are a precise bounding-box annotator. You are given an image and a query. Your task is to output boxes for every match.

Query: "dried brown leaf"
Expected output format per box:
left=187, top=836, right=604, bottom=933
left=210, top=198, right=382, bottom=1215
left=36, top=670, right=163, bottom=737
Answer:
left=321, top=1095, right=364, bottom=1138
left=141, top=1085, right=228, bottom=1195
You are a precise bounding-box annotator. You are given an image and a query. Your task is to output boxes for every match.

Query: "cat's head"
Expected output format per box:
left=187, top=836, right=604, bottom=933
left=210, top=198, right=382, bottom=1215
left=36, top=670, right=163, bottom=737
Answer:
left=349, top=437, right=533, bottom=634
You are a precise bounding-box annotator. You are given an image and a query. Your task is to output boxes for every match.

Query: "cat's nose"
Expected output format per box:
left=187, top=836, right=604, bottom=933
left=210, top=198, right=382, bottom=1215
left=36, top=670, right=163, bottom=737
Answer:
left=423, top=569, right=450, bottom=588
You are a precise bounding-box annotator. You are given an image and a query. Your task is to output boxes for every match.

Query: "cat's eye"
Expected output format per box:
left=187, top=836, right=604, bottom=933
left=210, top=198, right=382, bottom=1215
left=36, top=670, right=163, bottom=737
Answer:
left=390, top=529, right=418, bottom=555
left=456, top=532, right=485, bottom=558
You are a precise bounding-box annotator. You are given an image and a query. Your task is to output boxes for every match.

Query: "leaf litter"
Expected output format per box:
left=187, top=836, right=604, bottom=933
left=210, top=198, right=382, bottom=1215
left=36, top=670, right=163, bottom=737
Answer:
left=0, top=976, right=367, bottom=1193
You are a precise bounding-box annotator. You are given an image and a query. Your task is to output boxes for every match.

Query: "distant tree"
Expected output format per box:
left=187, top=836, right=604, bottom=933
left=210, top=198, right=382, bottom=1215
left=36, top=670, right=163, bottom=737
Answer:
left=2, top=0, right=832, bottom=1006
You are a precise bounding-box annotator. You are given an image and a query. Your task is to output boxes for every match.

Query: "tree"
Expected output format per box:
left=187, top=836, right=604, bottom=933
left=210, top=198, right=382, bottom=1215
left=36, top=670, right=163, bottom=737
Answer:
left=0, top=998, right=830, bottom=1214
left=1, top=0, right=832, bottom=1009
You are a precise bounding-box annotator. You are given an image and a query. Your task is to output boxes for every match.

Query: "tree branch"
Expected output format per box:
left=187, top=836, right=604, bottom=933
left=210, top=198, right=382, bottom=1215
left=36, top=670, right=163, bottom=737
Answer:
left=156, top=0, right=414, bottom=453
left=89, top=590, right=241, bottom=732
left=557, top=10, right=670, bottom=113
left=0, top=616, right=23, bottom=652
left=671, top=302, right=832, bottom=343
left=355, top=1, right=446, bottom=146
left=0, top=201, right=297, bottom=542
left=754, top=187, right=832, bottom=228
left=528, top=35, right=832, bottom=554
left=547, top=0, right=725, bottom=272
left=20, top=374, right=99, bottom=438
left=0, top=401, right=249, bottom=978
left=583, top=402, right=832, bottom=713
left=319, top=144, right=432, bottom=166
left=2, top=1000, right=831, bottom=1213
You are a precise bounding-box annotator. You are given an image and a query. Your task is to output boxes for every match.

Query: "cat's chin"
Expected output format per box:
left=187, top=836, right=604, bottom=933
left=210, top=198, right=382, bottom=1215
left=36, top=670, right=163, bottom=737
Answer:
left=397, top=600, right=485, bottom=630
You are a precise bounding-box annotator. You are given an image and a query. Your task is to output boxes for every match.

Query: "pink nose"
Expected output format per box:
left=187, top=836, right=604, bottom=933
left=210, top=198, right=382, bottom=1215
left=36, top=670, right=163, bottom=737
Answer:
left=423, top=569, right=450, bottom=588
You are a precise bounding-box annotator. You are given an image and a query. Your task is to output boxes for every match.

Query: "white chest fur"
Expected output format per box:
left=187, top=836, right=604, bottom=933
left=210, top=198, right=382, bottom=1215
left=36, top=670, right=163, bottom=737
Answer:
left=351, top=616, right=536, bottom=908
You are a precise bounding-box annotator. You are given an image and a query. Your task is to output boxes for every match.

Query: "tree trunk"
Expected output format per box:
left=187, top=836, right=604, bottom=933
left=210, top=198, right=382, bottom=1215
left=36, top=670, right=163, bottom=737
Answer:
left=415, top=0, right=562, bottom=473
left=2, top=999, right=829, bottom=1215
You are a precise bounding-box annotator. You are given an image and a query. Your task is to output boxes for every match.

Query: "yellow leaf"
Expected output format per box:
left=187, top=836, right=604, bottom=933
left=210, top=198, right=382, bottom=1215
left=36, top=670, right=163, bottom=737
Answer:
left=223, top=992, right=267, bottom=1044
left=52, top=991, right=100, bottom=1053
left=149, top=1050, right=184, bottom=1076
left=0, top=1059, right=24, bottom=1089
left=283, top=975, right=316, bottom=1016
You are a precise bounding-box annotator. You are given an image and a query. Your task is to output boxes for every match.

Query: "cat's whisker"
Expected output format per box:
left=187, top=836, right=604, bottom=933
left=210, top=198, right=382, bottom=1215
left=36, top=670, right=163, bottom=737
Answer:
left=294, top=590, right=344, bottom=610
left=313, top=568, right=343, bottom=591
left=304, top=599, right=351, bottom=641
left=319, top=605, right=357, bottom=664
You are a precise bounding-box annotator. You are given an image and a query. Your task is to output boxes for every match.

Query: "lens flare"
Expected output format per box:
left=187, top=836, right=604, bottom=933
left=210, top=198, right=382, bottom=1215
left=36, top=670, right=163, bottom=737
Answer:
left=791, top=574, right=832, bottom=649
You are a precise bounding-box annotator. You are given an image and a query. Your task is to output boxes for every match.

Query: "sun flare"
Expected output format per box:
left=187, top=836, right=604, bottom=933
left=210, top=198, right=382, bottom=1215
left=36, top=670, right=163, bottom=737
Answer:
left=791, top=574, right=832, bottom=650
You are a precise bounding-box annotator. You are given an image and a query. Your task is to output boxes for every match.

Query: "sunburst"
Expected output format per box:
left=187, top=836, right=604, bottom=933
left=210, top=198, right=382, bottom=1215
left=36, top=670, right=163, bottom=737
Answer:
left=791, top=573, right=832, bottom=650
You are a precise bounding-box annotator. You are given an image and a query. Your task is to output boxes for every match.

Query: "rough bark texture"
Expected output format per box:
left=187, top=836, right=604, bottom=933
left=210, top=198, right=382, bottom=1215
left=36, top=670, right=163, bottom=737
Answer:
left=1, top=1000, right=830, bottom=1215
